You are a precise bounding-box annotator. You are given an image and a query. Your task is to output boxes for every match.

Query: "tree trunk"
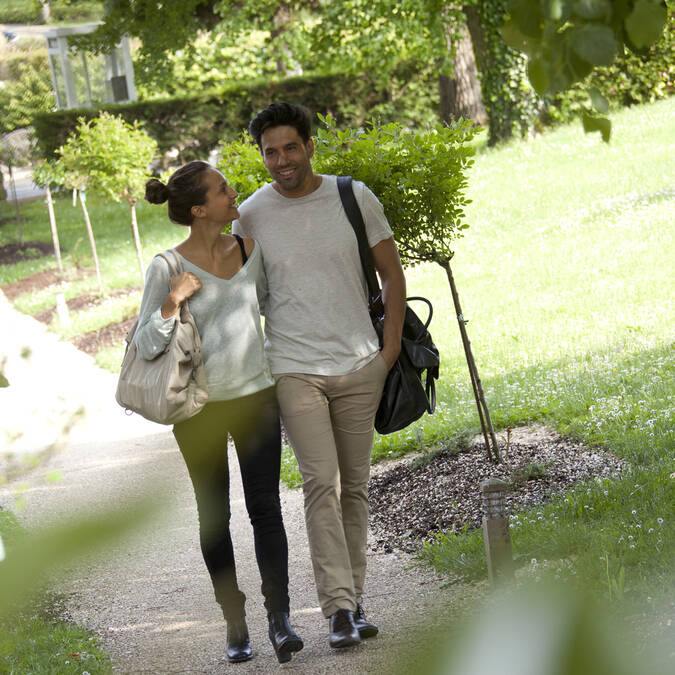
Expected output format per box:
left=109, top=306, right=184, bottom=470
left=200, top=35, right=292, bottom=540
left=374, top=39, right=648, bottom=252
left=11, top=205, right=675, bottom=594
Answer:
left=45, top=185, right=63, bottom=274
left=7, top=163, right=23, bottom=245
left=464, top=5, right=486, bottom=73
left=40, top=1, right=51, bottom=23
left=441, top=260, right=500, bottom=462
left=79, top=190, right=103, bottom=295
left=129, top=201, right=145, bottom=286
left=270, top=3, right=294, bottom=76
left=439, top=23, right=487, bottom=125
left=467, top=0, right=538, bottom=145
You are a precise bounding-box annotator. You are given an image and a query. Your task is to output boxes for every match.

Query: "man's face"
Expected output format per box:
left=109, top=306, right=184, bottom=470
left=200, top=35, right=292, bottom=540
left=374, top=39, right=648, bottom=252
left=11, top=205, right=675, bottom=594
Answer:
left=260, top=125, right=315, bottom=197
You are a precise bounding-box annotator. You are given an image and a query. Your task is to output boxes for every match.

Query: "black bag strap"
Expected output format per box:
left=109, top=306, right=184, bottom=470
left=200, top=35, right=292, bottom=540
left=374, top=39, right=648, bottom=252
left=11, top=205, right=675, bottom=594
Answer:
left=337, top=175, right=380, bottom=303
left=233, top=233, right=248, bottom=265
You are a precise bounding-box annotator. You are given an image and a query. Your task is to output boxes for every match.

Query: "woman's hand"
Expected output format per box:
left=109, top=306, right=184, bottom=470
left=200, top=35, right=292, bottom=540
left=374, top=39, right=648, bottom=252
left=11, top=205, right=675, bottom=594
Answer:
left=161, top=272, right=201, bottom=317
left=170, top=272, right=202, bottom=303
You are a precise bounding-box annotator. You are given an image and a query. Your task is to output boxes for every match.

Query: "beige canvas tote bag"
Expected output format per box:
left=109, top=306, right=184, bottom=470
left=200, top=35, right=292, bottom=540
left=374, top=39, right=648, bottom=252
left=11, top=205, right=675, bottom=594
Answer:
left=115, top=250, right=208, bottom=424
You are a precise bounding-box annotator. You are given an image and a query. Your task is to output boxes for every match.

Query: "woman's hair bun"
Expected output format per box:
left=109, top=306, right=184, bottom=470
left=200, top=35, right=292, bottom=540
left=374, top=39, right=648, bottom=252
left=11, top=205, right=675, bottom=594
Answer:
left=145, top=178, right=169, bottom=204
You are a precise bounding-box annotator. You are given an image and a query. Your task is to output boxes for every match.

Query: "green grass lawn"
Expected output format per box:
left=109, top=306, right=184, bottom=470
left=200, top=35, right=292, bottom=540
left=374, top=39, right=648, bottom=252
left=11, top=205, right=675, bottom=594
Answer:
left=1, top=98, right=673, bottom=614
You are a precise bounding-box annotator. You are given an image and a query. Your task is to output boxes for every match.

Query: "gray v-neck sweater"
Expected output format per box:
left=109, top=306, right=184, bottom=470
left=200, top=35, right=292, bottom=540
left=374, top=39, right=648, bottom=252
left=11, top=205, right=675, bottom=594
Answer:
left=134, top=243, right=273, bottom=402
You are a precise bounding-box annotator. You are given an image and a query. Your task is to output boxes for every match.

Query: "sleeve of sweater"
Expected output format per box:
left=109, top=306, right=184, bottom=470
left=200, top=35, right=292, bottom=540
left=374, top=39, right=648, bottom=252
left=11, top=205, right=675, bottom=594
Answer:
left=133, top=256, right=177, bottom=361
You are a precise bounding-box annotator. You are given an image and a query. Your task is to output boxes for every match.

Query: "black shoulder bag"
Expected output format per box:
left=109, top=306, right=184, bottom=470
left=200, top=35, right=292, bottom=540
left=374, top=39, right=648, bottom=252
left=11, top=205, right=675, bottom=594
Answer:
left=337, top=175, right=440, bottom=435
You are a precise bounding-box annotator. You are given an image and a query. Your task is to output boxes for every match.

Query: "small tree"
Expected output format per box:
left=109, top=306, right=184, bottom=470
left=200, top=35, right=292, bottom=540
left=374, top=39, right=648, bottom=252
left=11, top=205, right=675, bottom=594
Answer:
left=57, top=113, right=158, bottom=286
left=219, top=117, right=501, bottom=461
left=57, top=129, right=104, bottom=295
left=33, top=160, right=66, bottom=275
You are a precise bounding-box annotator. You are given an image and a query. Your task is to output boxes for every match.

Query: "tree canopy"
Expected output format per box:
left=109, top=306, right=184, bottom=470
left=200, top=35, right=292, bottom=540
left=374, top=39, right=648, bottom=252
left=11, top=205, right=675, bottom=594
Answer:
left=503, top=0, right=670, bottom=139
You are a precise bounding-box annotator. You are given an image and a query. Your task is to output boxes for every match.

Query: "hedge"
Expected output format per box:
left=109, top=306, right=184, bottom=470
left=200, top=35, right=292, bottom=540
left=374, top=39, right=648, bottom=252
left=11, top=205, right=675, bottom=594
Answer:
left=32, top=70, right=431, bottom=163
left=0, top=0, right=103, bottom=25
left=0, top=50, right=48, bottom=83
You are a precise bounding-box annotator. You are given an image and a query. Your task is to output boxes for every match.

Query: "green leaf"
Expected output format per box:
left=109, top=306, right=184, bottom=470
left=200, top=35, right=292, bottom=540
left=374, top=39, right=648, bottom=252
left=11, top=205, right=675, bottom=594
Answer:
left=572, top=0, right=611, bottom=20
left=0, top=494, right=162, bottom=617
left=589, top=87, right=609, bottom=114
left=501, top=19, right=537, bottom=53
left=625, top=0, right=668, bottom=49
left=509, top=0, right=544, bottom=38
left=527, top=57, right=550, bottom=95
left=542, top=0, right=572, bottom=21
left=568, top=48, right=594, bottom=80
left=582, top=113, right=611, bottom=142
left=570, top=24, right=618, bottom=66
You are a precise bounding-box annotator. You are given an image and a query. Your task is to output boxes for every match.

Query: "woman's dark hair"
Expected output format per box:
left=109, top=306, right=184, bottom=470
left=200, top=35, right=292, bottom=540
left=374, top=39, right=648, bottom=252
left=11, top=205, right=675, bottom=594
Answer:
left=249, top=102, right=312, bottom=148
left=145, top=160, right=211, bottom=226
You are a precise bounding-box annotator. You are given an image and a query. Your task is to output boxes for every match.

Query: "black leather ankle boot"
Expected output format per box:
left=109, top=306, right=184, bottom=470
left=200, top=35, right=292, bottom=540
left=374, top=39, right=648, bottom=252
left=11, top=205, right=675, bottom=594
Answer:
left=226, top=619, right=253, bottom=663
left=267, top=611, right=304, bottom=663
left=328, top=608, right=361, bottom=648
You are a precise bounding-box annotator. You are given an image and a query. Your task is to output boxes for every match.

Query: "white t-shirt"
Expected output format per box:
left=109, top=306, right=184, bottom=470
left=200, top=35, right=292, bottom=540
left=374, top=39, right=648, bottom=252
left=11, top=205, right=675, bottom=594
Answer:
left=233, top=175, right=393, bottom=376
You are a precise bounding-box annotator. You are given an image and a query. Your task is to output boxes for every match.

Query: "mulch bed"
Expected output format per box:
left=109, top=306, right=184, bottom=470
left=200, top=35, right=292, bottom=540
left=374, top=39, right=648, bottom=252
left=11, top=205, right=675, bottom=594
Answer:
left=1, top=265, right=94, bottom=302
left=0, top=241, right=57, bottom=267
left=71, top=316, right=137, bottom=355
left=368, top=427, right=626, bottom=553
left=1, top=247, right=138, bottom=356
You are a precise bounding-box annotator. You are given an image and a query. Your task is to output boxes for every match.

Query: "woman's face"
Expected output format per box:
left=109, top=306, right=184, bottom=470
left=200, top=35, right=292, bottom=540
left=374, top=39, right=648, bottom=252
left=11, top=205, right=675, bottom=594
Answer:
left=199, top=169, right=239, bottom=224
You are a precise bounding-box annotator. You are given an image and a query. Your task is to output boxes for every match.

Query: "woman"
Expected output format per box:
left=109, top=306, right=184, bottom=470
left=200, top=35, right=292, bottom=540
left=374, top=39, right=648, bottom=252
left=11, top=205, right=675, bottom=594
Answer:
left=137, top=160, right=303, bottom=665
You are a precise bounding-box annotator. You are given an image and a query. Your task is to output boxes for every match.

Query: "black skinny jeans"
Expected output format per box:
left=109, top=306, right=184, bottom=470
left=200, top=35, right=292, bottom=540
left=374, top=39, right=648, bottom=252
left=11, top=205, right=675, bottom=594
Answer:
left=173, top=386, right=289, bottom=621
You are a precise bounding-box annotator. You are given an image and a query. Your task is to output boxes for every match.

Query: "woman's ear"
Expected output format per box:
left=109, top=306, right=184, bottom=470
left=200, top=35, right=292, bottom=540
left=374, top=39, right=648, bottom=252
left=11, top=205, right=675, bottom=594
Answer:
left=191, top=204, right=205, bottom=220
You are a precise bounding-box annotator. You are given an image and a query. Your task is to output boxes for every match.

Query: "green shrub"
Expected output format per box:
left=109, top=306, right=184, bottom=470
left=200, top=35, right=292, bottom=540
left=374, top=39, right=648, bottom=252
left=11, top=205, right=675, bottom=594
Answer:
left=0, top=60, right=55, bottom=135
left=219, top=113, right=477, bottom=268
left=0, top=0, right=40, bottom=24
left=0, top=0, right=103, bottom=23
left=50, top=0, right=104, bottom=22
left=0, top=49, right=48, bottom=82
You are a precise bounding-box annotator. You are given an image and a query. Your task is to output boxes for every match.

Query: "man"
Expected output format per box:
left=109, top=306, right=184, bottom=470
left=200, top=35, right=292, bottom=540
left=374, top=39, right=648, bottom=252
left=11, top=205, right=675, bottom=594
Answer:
left=233, top=102, right=406, bottom=648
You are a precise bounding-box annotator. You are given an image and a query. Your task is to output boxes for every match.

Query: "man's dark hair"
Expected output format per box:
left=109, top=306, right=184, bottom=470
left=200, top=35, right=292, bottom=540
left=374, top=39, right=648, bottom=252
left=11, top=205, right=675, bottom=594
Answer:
left=249, top=102, right=312, bottom=148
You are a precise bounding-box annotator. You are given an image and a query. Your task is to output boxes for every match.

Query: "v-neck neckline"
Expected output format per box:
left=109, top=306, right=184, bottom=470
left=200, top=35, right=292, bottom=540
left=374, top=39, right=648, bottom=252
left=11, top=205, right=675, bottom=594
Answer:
left=176, top=244, right=254, bottom=282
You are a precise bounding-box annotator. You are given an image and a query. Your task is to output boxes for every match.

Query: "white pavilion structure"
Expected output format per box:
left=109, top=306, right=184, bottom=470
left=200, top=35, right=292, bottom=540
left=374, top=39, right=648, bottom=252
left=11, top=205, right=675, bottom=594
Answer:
left=44, top=23, right=137, bottom=109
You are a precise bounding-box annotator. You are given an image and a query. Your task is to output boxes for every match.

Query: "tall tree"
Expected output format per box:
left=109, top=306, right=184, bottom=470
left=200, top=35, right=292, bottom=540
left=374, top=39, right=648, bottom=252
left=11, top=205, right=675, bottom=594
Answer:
left=439, top=16, right=487, bottom=125
left=471, top=0, right=540, bottom=144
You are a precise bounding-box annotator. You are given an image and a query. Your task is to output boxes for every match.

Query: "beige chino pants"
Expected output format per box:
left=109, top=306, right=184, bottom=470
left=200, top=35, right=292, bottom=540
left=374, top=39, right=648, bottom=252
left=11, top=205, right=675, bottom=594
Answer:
left=275, top=353, right=389, bottom=617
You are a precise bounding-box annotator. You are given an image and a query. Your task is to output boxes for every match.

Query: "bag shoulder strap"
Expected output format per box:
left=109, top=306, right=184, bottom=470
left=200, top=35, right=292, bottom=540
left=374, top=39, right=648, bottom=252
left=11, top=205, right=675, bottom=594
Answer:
left=156, top=249, right=184, bottom=276
left=336, top=175, right=381, bottom=301
left=233, top=234, right=248, bottom=265
left=154, top=249, right=196, bottom=319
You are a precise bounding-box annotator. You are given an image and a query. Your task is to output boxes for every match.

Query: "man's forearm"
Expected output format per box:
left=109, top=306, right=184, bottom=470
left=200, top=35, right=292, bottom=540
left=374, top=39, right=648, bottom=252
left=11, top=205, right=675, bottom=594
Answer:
left=380, top=273, right=406, bottom=355
left=371, top=237, right=407, bottom=368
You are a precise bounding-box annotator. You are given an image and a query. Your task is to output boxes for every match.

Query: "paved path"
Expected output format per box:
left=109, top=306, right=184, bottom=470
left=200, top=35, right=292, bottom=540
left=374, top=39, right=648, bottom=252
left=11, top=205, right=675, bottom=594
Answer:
left=0, top=290, right=458, bottom=673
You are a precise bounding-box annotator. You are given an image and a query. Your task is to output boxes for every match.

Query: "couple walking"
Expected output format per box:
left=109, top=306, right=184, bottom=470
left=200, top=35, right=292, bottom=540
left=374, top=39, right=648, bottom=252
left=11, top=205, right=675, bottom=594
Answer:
left=135, top=102, right=406, bottom=664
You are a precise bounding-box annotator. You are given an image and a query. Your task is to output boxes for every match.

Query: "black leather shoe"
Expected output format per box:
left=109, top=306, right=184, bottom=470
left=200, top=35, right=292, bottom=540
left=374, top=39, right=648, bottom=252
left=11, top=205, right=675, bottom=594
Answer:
left=226, top=619, right=253, bottom=663
left=354, top=604, right=379, bottom=638
left=328, top=608, right=361, bottom=648
left=268, top=611, right=304, bottom=664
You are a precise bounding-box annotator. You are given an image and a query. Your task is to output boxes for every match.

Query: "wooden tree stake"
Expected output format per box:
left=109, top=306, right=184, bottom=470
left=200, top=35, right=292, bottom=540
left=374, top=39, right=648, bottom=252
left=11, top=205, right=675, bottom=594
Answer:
left=442, top=260, right=500, bottom=462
